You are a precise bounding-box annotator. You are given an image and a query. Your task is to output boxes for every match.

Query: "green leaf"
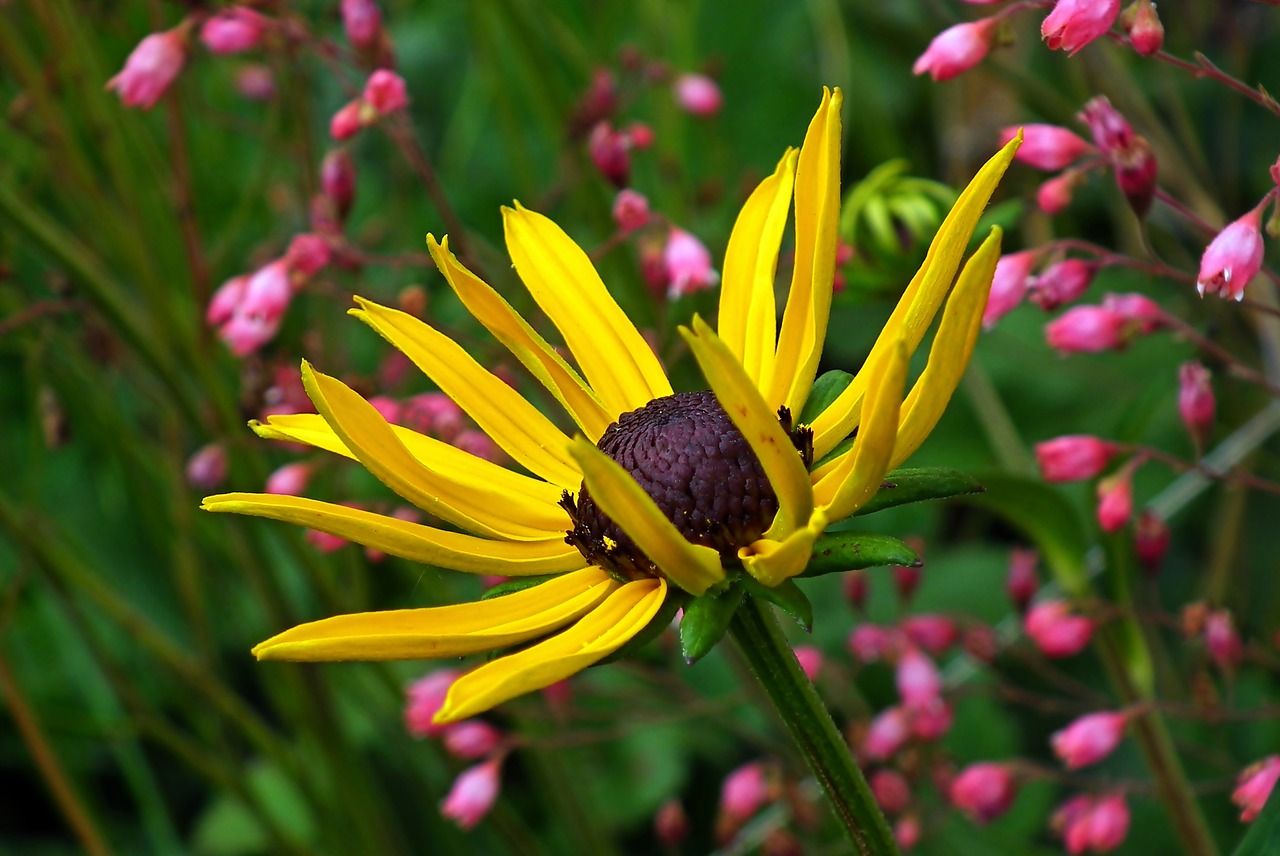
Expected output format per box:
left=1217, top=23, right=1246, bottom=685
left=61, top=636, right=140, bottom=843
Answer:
left=479, top=574, right=559, bottom=600
left=1233, top=785, right=1280, bottom=856
left=853, top=466, right=986, bottom=516
left=738, top=576, right=812, bottom=632
left=679, top=584, right=743, bottom=663
left=800, top=370, right=855, bottom=425
left=801, top=531, right=920, bottom=577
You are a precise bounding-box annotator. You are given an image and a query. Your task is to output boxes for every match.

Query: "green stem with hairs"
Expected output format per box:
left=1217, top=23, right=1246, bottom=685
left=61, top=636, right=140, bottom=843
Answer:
left=728, top=597, right=899, bottom=856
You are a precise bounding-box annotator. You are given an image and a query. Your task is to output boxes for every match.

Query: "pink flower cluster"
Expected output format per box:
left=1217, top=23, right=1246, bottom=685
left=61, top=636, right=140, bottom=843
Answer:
left=1054, top=793, right=1131, bottom=853
left=330, top=69, right=410, bottom=141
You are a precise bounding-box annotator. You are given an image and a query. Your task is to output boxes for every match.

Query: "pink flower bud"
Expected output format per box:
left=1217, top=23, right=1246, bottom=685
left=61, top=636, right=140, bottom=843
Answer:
left=912, top=18, right=997, bottom=82
left=285, top=233, right=332, bottom=278
left=1037, top=168, right=1087, bottom=216
left=440, top=759, right=502, bottom=830
left=864, top=706, right=911, bottom=762
left=1035, top=435, right=1117, bottom=482
left=340, top=0, right=383, bottom=49
left=894, top=815, right=921, bottom=850
left=1025, top=600, right=1095, bottom=658
left=793, top=645, right=823, bottom=682
left=843, top=570, right=869, bottom=611
left=540, top=679, right=573, bottom=711
left=569, top=68, right=618, bottom=137
left=265, top=462, right=311, bottom=496
left=239, top=260, right=292, bottom=319
left=1004, top=124, right=1095, bottom=171
left=107, top=28, right=187, bottom=110
left=1095, top=465, right=1134, bottom=532
left=1007, top=547, right=1039, bottom=611
left=870, top=769, right=911, bottom=815
left=405, top=670, right=460, bottom=737
left=894, top=550, right=923, bottom=602
left=305, top=527, right=348, bottom=553
left=366, top=395, right=402, bottom=425
left=403, top=392, right=464, bottom=440
left=910, top=697, right=954, bottom=741
left=1042, top=0, right=1121, bottom=55
left=1080, top=96, right=1133, bottom=154
left=1205, top=609, right=1243, bottom=670
left=330, top=100, right=363, bottom=141
left=1051, top=711, right=1128, bottom=769
left=848, top=624, right=898, bottom=662
left=454, top=429, right=503, bottom=464
left=588, top=122, right=631, bottom=187
left=363, top=69, right=408, bottom=115
left=719, top=762, right=769, bottom=823
left=1178, top=361, right=1215, bottom=450
left=235, top=65, right=275, bottom=101
left=1101, top=291, right=1164, bottom=333
left=949, top=763, right=1016, bottom=823
left=896, top=648, right=942, bottom=709
left=321, top=149, right=357, bottom=219
left=1134, top=509, right=1169, bottom=576
left=442, top=720, right=503, bottom=760
left=1028, top=259, right=1097, bottom=310
left=1123, top=0, right=1164, bottom=56
left=199, top=8, right=269, bottom=55
left=673, top=73, right=723, bottom=116
left=1233, top=756, right=1280, bottom=823
left=1068, top=793, right=1130, bottom=853
left=612, top=189, right=651, bottom=232
left=1045, top=305, right=1125, bottom=354
left=654, top=800, right=689, bottom=847
left=983, top=250, right=1037, bottom=328
left=625, top=122, right=655, bottom=149
left=900, top=615, right=958, bottom=654
left=664, top=228, right=720, bottom=298
left=219, top=311, right=280, bottom=356
left=206, top=275, right=248, bottom=327
left=186, top=443, right=227, bottom=490
left=1197, top=206, right=1265, bottom=302
left=1079, top=97, right=1157, bottom=215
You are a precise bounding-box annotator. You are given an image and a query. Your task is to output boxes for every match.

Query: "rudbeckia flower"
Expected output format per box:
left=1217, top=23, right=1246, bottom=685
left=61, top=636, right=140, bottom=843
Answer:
left=203, top=88, right=1020, bottom=725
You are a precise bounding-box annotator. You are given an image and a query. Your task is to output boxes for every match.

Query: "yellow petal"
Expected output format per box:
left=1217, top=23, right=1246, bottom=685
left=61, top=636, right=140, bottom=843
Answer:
left=202, top=493, right=585, bottom=575
left=809, top=131, right=1023, bottom=459
left=567, top=438, right=725, bottom=596
left=718, top=149, right=797, bottom=390
left=766, top=88, right=843, bottom=415
left=740, top=511, right=827, bottom=587
left=350, top=298, right=581, bottom=489
left=251, top=413, right=565, bottom=512
left=252, top=567, right=617, bottom=661
left=813, top=337, right=908, bottom=520
left=427, top=234, right=614, bottom=440
left=680, top=316, right=813, bottom=539
left=301, top=364, right=568, bottom=540
left=891, top=227, right=1003, bottom=469
left=436, top=577, right=666, bottom=723
left=503, top=204, right=672, bottom=414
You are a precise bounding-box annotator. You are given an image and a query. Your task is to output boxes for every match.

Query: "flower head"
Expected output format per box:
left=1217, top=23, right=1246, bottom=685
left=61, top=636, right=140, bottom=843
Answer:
left=204, top=91, right=1020, bottom=725
left=950, top=763, right=1017, bottom=822
left=1198, top=206, right=1266, bottom=301
left=107, top=28, right=187, bottom=110
left=913, top=18, right=998, bottom=82
left=1042, top=0, right=1121, bottom=55
left=1233, top=756, right=1280, bottom=823
left=1051, top=711, right=1128, bottom=769
left=199, top=8, right=269, bottom=55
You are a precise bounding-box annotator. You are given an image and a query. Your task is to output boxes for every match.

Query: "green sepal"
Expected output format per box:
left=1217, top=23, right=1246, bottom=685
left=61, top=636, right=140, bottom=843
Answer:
left=679, top=584, right=744, bottom=664
left=598, top=588, right=686, bottom=665
left=738, top=575, right=812, bottom=632
left=800, top=531, right=920, bottom=578
left=799, top=370, right=854, bottom=425
left=854, top=466, right=984, bottom=516
left=479, top=574, right=559, bottom=600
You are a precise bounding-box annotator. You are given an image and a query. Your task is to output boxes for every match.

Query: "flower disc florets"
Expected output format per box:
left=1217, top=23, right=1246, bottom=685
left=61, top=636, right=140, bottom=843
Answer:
left=564, top=391, right=810, bottom=580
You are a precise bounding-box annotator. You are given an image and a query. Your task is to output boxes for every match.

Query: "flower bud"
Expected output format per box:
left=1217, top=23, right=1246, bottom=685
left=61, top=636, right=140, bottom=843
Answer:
left=1122, top=0, right=1164, bottom=56
left=1035, top=435, right=1116, bottom=482
left=896, top=648, right=942, bottom=709
left=305, top=527, right=348, bottom=553
left=366, top=395, right=402, bottom=425
left=340, top=0, right=383, bottom=50
left=1095, top=465, right=1134, bottom=532
left=454, top=429, right=503, bottom=464
left=363, top=69, right=408, bottom=115
left=442, top=720, right=503, bottom=760
left=848, top=624, right=897, bottom=662
left=983, top=250, right=1037, bottom=328
left=625, top=122, right=655, bottom=149
left=265, top=462, right=311, bottom=496
left=654, top=799, right=689, bottom=847
left=403, top=392, right=464, bottom=440
left=1101, top=291, right=1164, bottom=333
left=1045, top=305, right=1126, bottom=354
left=1025, top=600, right=1094, bottom=658
left=1178, top=361, right=1215, bottom=451
left=912, top=18, right=997, bottom=82
left=910, top=697, right=954, bottom=741
left=719, top=762, right=769, bottom=824
left=870, top=769, right=912, bottom=815
left=1037, top=168, right=1087, bottom=216
left=1004, top=124, right=1095, bottom=171
left=186, top=443, right=227, bottom=490
left=1029, top=259, right=1097, bottom=311
left=894, top=815, right=922, bottom=850
left=673, top=73, right=723, bottom=116
left=612, top=189, right=650, bottom=232
left=843, top=569, right=869, bottom=611
left=793, top=645, right=823, bottom=682
left=1007, top=547, right=1039, bottom=611
left=1233, top=756, right=1280, bottom=823
left=239, top=260, right=292, bottom=320
left=664, top=228, right=720, bottom=298
left=321, top=149, right=357, bottom=220
left=206, top=275, right=248, bottom=327
left=1042, top=0, right=1121, bottom=55
left=1067, top=793, right=1130, bottom=853
left=107, top=28, right=187, bottom=110
left=199, top=8, right=269, bottom=55
left=405, top=670, right=460, bottom=737
left=1204, top=609, right=1243, bottom=670
left=949, top=763, right=1016, bottom=823
left=1134, top=509, right=1169, bottom=576
left=864, top=706, right=911, bottom=761
left=330, top=101, right=363, bottom=141
left=900, top=615, right=958, bottom=654
left=1197, top=206, right=1265, bottom=302
left=440, top=759, right=502, bottom=830
left=1051, top=711, right=1128, bottom=769
left=235, top=65, right=275, bottom=101
left=1079, top=97, right=1157, bottom=215
left=285, top=233, right=332, bottom=279
left=587, top=121, right=631, bottom=187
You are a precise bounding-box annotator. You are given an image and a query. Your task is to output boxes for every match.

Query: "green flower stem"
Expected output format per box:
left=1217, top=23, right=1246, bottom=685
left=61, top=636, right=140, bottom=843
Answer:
left=729, top=596, right=899, bottom=856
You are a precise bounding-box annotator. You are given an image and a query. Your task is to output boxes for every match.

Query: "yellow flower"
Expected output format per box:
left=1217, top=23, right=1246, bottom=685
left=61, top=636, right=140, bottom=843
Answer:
left=203, top=89, right=1020, bottom=724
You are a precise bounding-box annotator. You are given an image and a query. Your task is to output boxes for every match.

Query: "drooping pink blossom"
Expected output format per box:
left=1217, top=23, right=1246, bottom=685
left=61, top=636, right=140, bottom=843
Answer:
left=199, top=7, right=269, bottom=55
left=909, top=697, right=954, bottom=741
left=405, top=670, right=460, bottom=738
left=185, top=443, right=227, bottom=490
left=239, top=260, right=292, bottom=320
left=1007, top=547, right=1039, bottom=612
left=1003, top=124, right=1095, bottom=171
left=321, top=149, right=357, bottom=219
left=1065, top=793, right=1130, bottom=853
left=664, top=228, right=720, bottom=298
left=864, top=706, right=911, bottom=761
left=793, top=645, right=823, bottom=682
left=1037, top=168, right=1087, bottom=215
left=1045, top=305, right=1126, bottom=354
left=340, top=0, right=383, bottom=49
left=1178, top=361, right=1216, bottom=450
left=363, top=69, right=408, bottom=115
left=206, top=275, right=249, bottom=327
left=894, top=815, right=921, bottom=850
left=1197, top=206, right=1266, bottom=301
left=983, top=250, right=1037, bottom=328
left=843, top=570, right=869, bottom=611
left=1233, top=756, right=1280, bottom=823
left=1204, top=609, right=1244, bottom=670
left=912, top=18, right=998, bottom=82
left=612, top=189, right=651, bottom=232
left=719, top=762, right=769, bottom=824
left=1042, top=0, right=1121, bottom=55
left=654, top=800, right=689, bottom=846
left=1051, top=711, right=1128, bottom=769
left=285, top=233, right=332, bottom=278
left=1028, top=259, right=1097, bottom=311
left=1035, top=435, right=1116, bottom=482
left=330, top=100, right=363, bottom=141
left=265, top=462, right=311, bottom=496
left=587, top=122, right=631, bottom=187
left=1102, top=292, right=1164, bottom=333
left=949, top=763, right=1017, bottom=823
left=1025, top=600, right=1094, bottom=658
left=440, top=759, right=502, bottom=830
left=673, top=73, right=723, bottom=116
left=1079, top=97, right=1157, bottom=215
left=402, top=392, right=464, bottom=440
left=107, top=28, right=187, bottom=110
left=847, top=624, right=898, bottom=662
left=896, top=648, right=942, bottom=709
left=870, top=769, right=911, bottom=815
left=900, top=615, right=958, bottom=654
left=1095, top=465, right=1134, bottom=532
left=442, top=720, right=503, bottom=760
left=1134, top=509, right=1169, bottom=576
left=234, top=65, right=275, bottom=101
left=453, top=429, right=504, bottom=464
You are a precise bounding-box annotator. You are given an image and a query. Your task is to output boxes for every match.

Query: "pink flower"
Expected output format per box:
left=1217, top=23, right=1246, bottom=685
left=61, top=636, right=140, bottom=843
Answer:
left=654, top=800, right=689, bottom=846
left=1134, top=509, right=1169, bottom=576
left=442, top=720, right=503, bottom=760
left=843, top=570, right=869, bottom=611
left=403, top=392, right=464, bottom=440
left=239, top=260, right=292, bottom=320
left=1204, top=609, right=1243, bottom=670
left=1123, top=0, right=1164, bottom=56
left=1079, top=97, right=1157, bottom=215
left=793, top=645, right=823, bottom=682
left=673, top=73, right=723, bottom=116
left=1037, top=169, right=1086, bottom=215
left=719, top=762, right=769, bottom=823
left=912, top=18, right=997, bottom=82
left=321, top=149, right=357, bottom=219
left=1035, top=435, right=1116, bottom=482
left=664, top=228, right=720, bottom=298
left=219, top=311, right=280, bottom=356
left=847, top=624, right=898, bottom=662
left=405, top=670, right=460, bottom=737
left=206, top=275, right=248, bottom=327
left=199, top=8, right=269, bottom=55
left=1178, top=362, right=1215, bottom=449
left=1042, top=0, right=1121, bottom=55
left=1233, top=756, right=1280, bottom=823
left=1051, top=711, right=1128, bottom=769
left=949, top=763, right=1016, bottom=823
left=1028, top=259, right=1096, bottom=310
left=305, top=527, right=348, bottom=553
left=453, top=429, right=503, bottom=464
left=1079, top=96, right=1133, bottom=155
left=626, top=122, right=655, bottom=149
left=440, top=759, right=502, bottom=830
left=340, top=0, right=383, bottom=49
left=1004, top=124, right=1095, bottom=171
left=909, top=697, right=954, bottom=741
left=1102, top=292, right=1164, bottom=333
left=1007, top=547, right=1039, bottom=612
left=900, top=615, right=958, bottom=654
left=896, top=648, right=942, bottom=709
left=1045, top=305, right=1125, bottom=354
left=265, top=462, right=311, bottom=496
left=587, top=122, right=631, bottom=187
left=285, top=234, right=332, bottom=278
left=107, top=28, right=187, bottom=110
left=1025, top=600, right=1094, bottom=658
left=1095, top=466, right=1134, bottom=532
left=235, top=65, right=275, bottom=101
left=330, top=100, right=363, bottom=141
left=895, top=815, right=921, bottom=850
left=612, top=189, right=651, bottom=232
left=870, top=769, right=911, bottom=815
left=185, top=443, right=227, bottom=490
left=864, top=706, right=911, bottom=761
left=1065, top=794, right=1130, bottom=853
left=1197, top=206, right=1265, bottom=301
left=983, top=250, right=1037, bottom=328
left=363, top=69, right=408, bottom=115
left=366, top=395, right=402, bottom=425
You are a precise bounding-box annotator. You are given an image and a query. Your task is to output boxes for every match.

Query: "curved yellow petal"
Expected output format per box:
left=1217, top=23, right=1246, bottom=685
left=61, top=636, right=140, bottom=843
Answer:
left=202, top=493, right=585, bottom=575
left=767, top=87, right=843, bottom=415
left=813, top=337, right=908, bottom=521
left=567, top=438, right=725, bottom=596
left=427, top=234, right=614, bottom=440
left=741, top=513, right=826, bottom=587
left=251, top=413, right=564, bottom=511
left=301, top=364, right=569, bottom=540
left=680, top=316, right=813, bottom=539
left=891, top=227, right=1002, bottom=469
left=251, top=567, right=617, bottom=661
left=809, top=131, right=1022, bottom=459
left=718, top=148, right=798, bottom=390
left=350, top=297, right=581, bottom=489
left=502, top=204, right=672, bottom=413
left=436, top=577, right=666, bottom=723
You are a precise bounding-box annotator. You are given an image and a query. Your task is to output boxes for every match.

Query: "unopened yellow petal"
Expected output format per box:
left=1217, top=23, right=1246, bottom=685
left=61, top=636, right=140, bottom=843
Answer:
left=503, top=204, right=672, bottom=413
left=302, top=364, right=568, bottom=540
left=436, top=577, right=666, bottom=723
left=741, top=511, right=827, bottom=587
left=891, top=227, right=1002, bottom=469
left=718, top=149, right=797, bottom=389
left=252, top=567, right=616, bottom=661
left=427, top=234, right=614, bottom=440
left=202, top=493, right=585, bottom=575
left=350, top=298, right=581, bottom=489
left=567, top=438, right=725, bottom=596
left=680, top=316, right=813, bottom=539
left=809, top=131, right=1023, bottom=459
left=767, top=88, right=843, bottom=415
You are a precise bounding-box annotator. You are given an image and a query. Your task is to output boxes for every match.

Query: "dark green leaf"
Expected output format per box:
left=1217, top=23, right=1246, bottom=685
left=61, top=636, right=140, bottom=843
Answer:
left=854, top=466, right=985, bottom=516
left=739, top=576, right=812, bottom=632
left=799, top=370, right=854, bottom=424
left=801, top=531, right=920, bottom=577
left=679, top=584, right=744, bottom=663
